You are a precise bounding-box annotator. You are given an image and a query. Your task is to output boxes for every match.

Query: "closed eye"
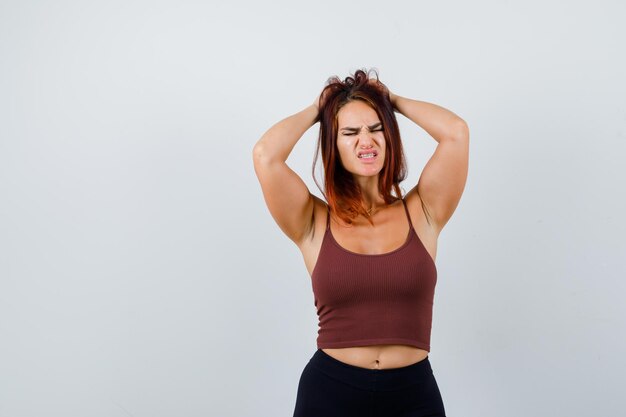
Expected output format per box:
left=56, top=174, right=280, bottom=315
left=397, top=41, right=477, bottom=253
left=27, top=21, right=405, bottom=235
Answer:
left=341, top=127, right=383, bottom=135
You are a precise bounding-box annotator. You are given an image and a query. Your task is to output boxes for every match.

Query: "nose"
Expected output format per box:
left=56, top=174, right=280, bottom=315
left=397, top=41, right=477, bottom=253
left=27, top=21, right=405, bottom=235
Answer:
left=358, top=135, right=375, bottom=148
left=357, top=130, right=375, bottom=147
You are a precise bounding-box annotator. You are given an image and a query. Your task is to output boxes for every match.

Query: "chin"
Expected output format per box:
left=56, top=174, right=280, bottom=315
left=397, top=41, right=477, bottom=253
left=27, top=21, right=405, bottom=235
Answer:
left=351, top=167, right=383, bottom=177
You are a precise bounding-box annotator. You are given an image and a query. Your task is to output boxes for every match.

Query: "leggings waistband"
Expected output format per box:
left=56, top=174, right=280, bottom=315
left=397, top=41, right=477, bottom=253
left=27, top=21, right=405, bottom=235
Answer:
left=308, top=348, right=434, bottom=392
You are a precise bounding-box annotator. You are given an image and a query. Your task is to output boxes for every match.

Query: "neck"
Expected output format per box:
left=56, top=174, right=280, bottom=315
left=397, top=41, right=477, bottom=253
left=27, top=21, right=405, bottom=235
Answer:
left=354, top=175, right=381, bottom=205
left=362, top=194, right=387, bottom=216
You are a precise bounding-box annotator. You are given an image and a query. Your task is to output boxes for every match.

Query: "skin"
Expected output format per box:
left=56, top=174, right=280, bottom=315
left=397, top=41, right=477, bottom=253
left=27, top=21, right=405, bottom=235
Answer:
left=253, top=80, right=469, bottom=370
left=335, top=100, right=387, bottom=209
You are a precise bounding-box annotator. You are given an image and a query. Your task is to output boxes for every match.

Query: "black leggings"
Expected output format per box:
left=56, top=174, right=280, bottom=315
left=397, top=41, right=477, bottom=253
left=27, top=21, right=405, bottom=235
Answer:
left=293, top=349, right=446, bottom=417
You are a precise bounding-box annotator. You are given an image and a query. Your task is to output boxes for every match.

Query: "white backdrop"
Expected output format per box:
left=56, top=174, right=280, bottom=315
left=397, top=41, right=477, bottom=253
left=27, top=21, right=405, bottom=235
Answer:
left=1, top=1, right=625, bottom=416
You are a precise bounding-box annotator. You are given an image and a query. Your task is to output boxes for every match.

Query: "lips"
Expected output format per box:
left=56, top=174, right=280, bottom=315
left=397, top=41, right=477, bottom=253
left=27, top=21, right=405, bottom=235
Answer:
left=357, top=152, right=378, bottom=164
left=357, top=150, right=378, bottom=158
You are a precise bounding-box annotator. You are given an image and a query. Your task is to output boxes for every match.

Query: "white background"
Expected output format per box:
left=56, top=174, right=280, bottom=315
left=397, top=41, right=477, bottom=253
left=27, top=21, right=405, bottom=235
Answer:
left=1, top=1, right=625, bottom=416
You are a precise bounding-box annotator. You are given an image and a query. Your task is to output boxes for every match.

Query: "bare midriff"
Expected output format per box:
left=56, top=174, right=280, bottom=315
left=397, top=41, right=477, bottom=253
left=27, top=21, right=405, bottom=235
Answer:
left=322, top=344, right=429, bottom=370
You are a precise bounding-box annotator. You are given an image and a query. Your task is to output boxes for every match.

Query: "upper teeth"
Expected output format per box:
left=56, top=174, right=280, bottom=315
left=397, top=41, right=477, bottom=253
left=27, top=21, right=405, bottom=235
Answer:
left=359, top=153, right=375, bottom=158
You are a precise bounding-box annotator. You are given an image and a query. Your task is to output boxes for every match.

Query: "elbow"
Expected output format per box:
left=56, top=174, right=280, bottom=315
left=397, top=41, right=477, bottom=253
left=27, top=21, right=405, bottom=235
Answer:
left=252, top=142, right=267, bottom=166
left=451, top=119, right=469, bottom=142
left=252, top=141, right=277, bottom=167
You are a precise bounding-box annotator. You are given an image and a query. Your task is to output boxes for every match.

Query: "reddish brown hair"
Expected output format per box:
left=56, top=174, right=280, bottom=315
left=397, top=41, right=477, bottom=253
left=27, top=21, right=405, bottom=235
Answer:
left=312, top=68, right=408, bottom=225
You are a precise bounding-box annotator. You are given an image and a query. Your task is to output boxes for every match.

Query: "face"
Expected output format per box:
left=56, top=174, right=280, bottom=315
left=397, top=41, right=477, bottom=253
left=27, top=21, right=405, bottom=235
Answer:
left=336, top=100, right=386, bottom=178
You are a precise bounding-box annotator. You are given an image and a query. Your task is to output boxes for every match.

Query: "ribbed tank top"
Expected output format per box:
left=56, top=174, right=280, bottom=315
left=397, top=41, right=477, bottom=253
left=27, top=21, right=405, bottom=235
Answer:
left=311, top=198, right=437, bottom=351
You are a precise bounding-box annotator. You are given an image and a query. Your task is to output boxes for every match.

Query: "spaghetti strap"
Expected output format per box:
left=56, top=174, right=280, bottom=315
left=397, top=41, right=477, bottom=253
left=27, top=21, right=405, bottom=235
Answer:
left=401, top=198, right=415, bottom=231
left=325, top=204, right=331, bottom=231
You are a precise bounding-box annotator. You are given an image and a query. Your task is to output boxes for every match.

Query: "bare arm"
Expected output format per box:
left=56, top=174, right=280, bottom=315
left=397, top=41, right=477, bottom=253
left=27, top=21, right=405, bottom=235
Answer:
left=390, top=92, right=470, bottom=231
left=252, top=99, right=320, bottom=244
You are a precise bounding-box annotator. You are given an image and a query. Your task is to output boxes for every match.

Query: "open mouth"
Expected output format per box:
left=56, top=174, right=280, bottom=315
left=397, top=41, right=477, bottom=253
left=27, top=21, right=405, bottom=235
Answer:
left=358, top=151, right=378, bottom=161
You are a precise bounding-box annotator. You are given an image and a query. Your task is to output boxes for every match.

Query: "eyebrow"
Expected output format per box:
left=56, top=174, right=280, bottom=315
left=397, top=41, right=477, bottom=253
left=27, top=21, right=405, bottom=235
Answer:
left=340, top=122, right=383, bottom=132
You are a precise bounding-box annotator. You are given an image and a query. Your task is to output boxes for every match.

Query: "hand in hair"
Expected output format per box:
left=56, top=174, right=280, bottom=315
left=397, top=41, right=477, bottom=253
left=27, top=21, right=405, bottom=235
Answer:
left=312, top=90, right=324, bottom=123
left=365, top=76, right=397, bottom=110
left=313, top=86, right=333, bottom=122
left=313, top=90, right=322, bottom=113
left=388, top=90, right=399, bottom=110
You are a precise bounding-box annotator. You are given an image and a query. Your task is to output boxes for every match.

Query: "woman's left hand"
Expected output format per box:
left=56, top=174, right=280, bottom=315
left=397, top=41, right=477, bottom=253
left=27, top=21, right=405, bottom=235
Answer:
left=367, top=77, right=398, bottom=111
left=388, top=90, right=399, bottom=111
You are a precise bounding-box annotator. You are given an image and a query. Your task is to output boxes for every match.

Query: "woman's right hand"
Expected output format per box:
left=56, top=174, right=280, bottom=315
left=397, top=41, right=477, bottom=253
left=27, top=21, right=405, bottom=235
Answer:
left=312, top=89, right=325, bottom=122
left=313, top=91, right=320, bottom=111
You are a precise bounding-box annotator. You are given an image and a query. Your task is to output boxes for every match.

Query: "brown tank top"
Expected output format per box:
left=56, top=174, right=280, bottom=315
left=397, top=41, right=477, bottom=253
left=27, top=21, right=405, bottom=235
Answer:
left=311, top=197, right=437, bottom=351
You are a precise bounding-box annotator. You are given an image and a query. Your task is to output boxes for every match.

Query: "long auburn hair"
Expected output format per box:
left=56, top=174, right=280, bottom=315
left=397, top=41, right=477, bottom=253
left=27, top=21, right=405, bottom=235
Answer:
left=312, top=68, right=408, bottom=226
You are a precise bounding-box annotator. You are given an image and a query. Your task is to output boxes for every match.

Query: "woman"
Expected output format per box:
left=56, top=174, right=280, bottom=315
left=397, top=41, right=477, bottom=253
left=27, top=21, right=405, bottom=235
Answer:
left=252, top=69, right=469, bottom=417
